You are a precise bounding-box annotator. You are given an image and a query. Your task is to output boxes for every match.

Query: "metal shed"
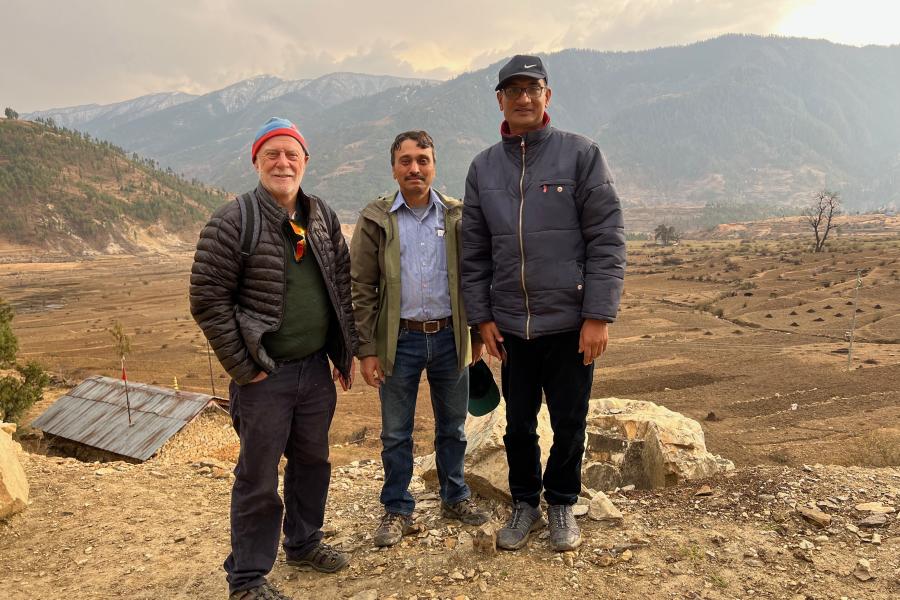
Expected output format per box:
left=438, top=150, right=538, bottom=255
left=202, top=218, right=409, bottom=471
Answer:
left=31, top=375, right=226, bottom=461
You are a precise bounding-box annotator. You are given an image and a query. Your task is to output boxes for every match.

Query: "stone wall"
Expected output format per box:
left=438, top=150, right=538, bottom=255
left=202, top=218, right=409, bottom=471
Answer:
left=154, top=407, right=237, bottom=465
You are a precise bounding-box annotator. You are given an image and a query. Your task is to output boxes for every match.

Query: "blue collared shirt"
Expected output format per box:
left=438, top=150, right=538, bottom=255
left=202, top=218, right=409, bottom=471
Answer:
left=391, top=189, right=452, bottom=321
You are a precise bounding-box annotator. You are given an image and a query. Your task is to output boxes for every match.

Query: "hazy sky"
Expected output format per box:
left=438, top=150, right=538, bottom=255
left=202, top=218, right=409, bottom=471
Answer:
left=2, top=0, right=898, bottom=111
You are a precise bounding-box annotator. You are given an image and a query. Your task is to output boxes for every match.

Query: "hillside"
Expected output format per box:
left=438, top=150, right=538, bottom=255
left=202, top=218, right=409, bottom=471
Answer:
left=24, top=36, right=900, bottom=222
left=0, top=119, right=228, bottom=253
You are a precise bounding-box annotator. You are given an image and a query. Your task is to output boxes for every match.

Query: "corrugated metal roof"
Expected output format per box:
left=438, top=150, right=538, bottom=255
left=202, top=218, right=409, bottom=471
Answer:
left=31, top=376, right=225, bottom=461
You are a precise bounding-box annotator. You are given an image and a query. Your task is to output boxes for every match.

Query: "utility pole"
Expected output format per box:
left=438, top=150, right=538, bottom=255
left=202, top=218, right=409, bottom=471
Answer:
left=847, top=270, right=861, bottom=370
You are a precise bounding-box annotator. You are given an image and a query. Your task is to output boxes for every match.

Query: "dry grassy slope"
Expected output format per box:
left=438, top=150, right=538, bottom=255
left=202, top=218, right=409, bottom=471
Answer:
left=0, top=453, right=897, bottom=599
left=5, top=234, right=900, bottom=472
left=2, top=234, right=900, bottom=598
left=0, top=120, right=228, bottom=255
left=694, top=215, right=900, bottom=240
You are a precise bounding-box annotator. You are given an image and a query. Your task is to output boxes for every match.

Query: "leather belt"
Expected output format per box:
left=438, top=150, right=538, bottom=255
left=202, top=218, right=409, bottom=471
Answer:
left=399, top=316, right=452, bottom=334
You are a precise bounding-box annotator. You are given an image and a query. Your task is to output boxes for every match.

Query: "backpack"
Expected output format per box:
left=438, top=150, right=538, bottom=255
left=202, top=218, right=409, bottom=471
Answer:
left=236, top=191, right=261, bottom=264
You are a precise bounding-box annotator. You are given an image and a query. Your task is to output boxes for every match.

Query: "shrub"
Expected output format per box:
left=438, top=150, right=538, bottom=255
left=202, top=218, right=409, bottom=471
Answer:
left=0, top=299, right=49, bottom=423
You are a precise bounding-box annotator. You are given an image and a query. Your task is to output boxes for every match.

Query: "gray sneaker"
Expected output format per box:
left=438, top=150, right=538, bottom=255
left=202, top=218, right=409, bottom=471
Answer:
left=441, top=497, right=491, bottom=525
left=229, top=581, right=291, bottom=599
left=497, top=501, right=546, bottom=550
left=373, top=512, right=416, bottom=547
left=547, top=504, right=582, bottom=551
left=285, top=541, right=349, bottom=573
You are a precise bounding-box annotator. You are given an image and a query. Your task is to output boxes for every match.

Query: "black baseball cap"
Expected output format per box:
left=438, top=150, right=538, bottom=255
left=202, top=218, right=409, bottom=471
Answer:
left=495, top=54, right=548, bottom=91
left=467, top=360, right=501, bottom=417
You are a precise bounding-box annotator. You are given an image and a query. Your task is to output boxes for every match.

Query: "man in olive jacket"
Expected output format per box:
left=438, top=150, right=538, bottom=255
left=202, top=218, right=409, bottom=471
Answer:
left=351, top=131, right=489, bottom=548
left=190, top=117, right=358, bottom=600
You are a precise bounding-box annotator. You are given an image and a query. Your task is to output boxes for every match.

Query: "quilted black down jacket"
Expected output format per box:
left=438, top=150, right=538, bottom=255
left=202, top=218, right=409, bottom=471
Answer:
left=190, top=184, right=358, bottom=385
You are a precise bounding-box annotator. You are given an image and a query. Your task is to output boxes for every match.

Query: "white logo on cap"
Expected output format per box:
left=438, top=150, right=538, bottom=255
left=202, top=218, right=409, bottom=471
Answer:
left=524, top=63, right=538, bottom=68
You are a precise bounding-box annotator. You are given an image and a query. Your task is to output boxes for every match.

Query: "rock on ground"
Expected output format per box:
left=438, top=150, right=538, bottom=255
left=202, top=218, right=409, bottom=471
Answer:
left=0, top=422, right=29, bottom=519
left=418, top=397, right=734, bottom=499
left=417, top=402, right=552, bottom=501
left=583, top=398, right=734, bottom=489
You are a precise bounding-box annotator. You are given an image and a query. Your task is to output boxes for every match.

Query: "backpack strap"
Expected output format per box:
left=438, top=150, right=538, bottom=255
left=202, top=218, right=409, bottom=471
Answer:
left=236, top=191, right=261, bottom=264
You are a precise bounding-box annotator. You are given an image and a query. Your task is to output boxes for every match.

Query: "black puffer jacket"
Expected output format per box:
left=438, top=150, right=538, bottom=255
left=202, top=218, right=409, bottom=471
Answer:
left=190, top=184, right=358, bottom=385
left=462, top=123, right=625, bottom=339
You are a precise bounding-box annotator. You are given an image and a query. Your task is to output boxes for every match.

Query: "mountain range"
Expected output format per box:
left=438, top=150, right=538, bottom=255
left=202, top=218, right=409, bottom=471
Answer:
left=23, top=35, right=900, bottom=225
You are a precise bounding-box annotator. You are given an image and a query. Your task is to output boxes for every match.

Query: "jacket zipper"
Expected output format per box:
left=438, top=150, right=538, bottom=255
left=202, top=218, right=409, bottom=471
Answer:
left=518, top=137, right=531, bottom=339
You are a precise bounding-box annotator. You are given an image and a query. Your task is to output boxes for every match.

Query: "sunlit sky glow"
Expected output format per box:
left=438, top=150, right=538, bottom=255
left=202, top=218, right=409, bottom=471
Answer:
left=1, top=0, right=897, bottom=111
left=776, top=0, right=900, bottom=46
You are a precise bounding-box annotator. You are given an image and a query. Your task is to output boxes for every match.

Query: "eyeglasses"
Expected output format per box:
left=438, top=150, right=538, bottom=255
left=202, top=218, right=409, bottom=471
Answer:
left=502, top=85, right=546, bottom=99
left=260, top=149, right=304, bottom=162
left=288, top=219, right=306, bottom=262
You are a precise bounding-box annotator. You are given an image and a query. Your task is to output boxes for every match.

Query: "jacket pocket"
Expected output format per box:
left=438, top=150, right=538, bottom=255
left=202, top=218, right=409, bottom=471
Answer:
left=234, top=306, right=276, bottom=373
left=538, top=178, right=576, bottom=195
left=575, top=262, right=585, bottom=298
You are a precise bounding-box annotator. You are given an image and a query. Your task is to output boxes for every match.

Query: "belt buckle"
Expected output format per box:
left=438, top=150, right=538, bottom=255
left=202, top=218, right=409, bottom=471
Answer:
left=423, top=320, right=440, bottom=334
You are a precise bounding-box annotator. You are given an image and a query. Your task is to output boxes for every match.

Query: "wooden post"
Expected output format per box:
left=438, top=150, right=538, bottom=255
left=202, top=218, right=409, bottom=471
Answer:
left=847, top=270, right=861, bottom=370
left=206, top=340, right=217, bottom=397
left=122, top=356, right=133, bottom=426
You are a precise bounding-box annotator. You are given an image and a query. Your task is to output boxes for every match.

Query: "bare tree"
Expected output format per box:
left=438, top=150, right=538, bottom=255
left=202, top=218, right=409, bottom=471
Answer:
left=804, top=190, right=841, bottom=252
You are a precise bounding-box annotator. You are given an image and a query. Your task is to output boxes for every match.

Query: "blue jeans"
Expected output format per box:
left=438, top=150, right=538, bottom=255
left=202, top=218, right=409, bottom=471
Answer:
left=379, top=326, right=470, bottom=515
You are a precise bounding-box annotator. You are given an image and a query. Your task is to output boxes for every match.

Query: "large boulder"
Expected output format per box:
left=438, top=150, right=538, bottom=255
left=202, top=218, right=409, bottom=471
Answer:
left=1, top=422, right=29, bottom=519
left=417, top=398, right=732, bottom=499
left=583, top=398, right=733, bottom=490
left=416, top=402, right=553, bottom=502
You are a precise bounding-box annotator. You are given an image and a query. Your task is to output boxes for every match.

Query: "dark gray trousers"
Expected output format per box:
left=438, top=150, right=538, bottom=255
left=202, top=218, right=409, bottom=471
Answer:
left=224, top=350, right=336, bottom=594
left=500, top=330, right=594, bottom=507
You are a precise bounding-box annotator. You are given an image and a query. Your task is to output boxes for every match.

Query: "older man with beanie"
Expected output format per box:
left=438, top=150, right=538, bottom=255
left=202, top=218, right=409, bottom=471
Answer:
left=191, top=117, right=358, bottom=600
left=462, top=56, right=626, bottom=552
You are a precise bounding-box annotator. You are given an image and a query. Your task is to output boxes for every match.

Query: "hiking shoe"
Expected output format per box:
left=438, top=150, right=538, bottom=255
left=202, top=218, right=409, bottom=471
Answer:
left=373, top=512, right=416, bottom=547
left=229, top=581, right=291, bottom=600
left=547, top=504, right=582, bottom=551
left=441, top=497, right=491, bottom=525
left=497, top=501, right=546, bottom=550
left=285, top=542, right=349, bottom=573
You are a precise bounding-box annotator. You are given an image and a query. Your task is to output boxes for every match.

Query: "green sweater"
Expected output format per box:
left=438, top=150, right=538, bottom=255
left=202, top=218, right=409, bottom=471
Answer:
left=262, top=214, right=332, bottom=361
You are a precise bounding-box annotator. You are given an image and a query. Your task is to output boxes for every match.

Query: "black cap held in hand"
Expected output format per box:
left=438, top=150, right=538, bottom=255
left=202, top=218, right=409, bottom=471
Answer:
left=468, top=360, right=501, bottom=417
left=495, top=54, right=548, bottom=91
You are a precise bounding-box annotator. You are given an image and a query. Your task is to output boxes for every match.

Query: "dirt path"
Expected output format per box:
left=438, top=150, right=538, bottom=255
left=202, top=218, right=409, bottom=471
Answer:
left=2, top=454, right=898, bottom=599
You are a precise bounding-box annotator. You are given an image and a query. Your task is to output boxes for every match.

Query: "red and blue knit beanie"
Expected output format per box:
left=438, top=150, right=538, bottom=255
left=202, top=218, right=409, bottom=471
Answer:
left=251, top=117, right=309, bottom=163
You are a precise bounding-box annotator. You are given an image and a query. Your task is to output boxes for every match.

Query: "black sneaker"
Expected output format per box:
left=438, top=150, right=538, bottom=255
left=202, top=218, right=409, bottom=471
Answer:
left=373, top=512, right=416, bottom=547
left=547, top=504, right=582, bottom=551
left=285, top=542, right=349, bottom=573
left=497, top=501, right=546, bottom=550
left=441, top=497, right=491, bottom=525
left=229, top=581, right=291, bottom=600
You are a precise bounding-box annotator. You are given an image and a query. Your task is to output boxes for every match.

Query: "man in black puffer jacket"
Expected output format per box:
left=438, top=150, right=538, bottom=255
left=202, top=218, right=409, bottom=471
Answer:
left=462, top=56, right=626, bottom=554
left=190, top=117, right=358, bottom=600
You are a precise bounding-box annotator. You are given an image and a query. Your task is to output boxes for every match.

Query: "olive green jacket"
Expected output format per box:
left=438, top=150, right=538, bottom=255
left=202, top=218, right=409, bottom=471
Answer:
left=350, top=191, right=476, bottom=376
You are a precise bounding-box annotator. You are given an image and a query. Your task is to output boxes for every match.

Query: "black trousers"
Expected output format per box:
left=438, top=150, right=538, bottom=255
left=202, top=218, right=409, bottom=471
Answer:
left=500, top=330, right=593, bottom=507
left=224, top=350, right=336, bottom=594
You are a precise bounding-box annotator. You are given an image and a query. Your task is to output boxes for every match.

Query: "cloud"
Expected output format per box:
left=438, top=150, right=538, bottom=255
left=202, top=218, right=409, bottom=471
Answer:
left=0, top=0, right=887, bottom=111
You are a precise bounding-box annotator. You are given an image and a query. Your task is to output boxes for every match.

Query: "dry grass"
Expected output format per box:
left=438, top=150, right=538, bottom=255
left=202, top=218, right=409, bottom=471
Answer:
left=843, top=428, right=900, bottom=467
